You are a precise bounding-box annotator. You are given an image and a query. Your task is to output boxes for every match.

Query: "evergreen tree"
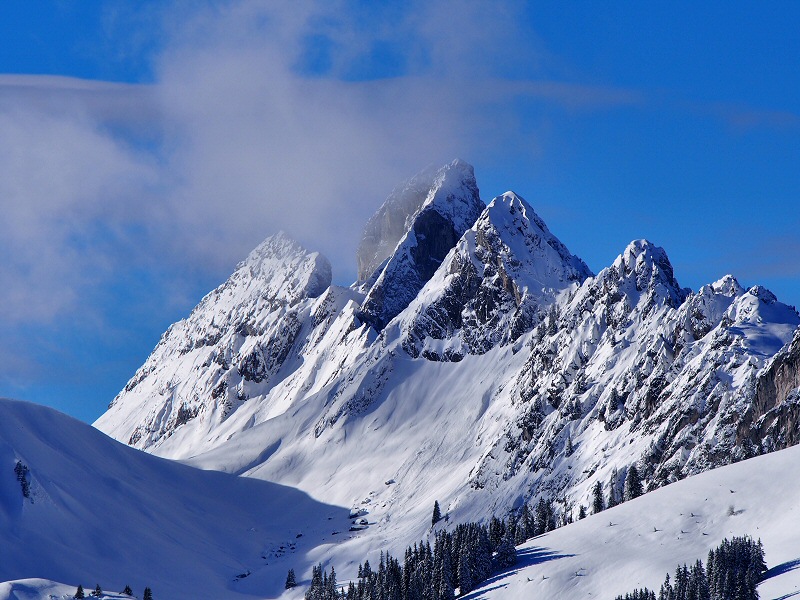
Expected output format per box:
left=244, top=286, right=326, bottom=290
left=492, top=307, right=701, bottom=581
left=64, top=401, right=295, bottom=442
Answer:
left=457, top=546, right=472, bottom=595
left=439, top=538, right=455, bottom=600
left=432, top=500, right=442, bottom=526
left=74, top=585, right=85, bottom=600
left=494, top=528, right=517, bottom=569
left=285, top=568, right=297, bottom=589
left=488, top=516, right=505, bottom=551
left=624, top=464, right=643, bottom=501
left=92, top=584, right=102, bottom=597
left=122, top=585, right=133, bottom=596
left=578, top=504, right=587, bottom=520
left=515, top=503, right=534, bottom=544
left=325, top=565, right=337, bottom=600
left=592, top=481, right=605, bottom=514
left=143, top=588, right=153, bottom=600
left=607, top=470, right=620, bottom=508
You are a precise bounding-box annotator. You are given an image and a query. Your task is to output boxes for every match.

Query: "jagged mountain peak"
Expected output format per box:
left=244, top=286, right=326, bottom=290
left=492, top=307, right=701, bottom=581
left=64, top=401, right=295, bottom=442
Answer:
left=709, top=274, right=744, bottom=297
left=603, top=238, right=688, bottom=309
left=356, top=159, right=479, bottom=284
left=230, top=230, right=332, bottom=301
left=357, top=160, right=484, bottom=331
left=746, top=284, right=779, bottom=305
left=481, top=192, right=592, bottom=283
left=356, top=166, right=440, bottom=282
left=398, top=190, right=590, bottom=359
left=616, top=238, right=671, bottom=271
left=96, top=230, right=334, bottom=450
left=419, top=159, right=480, bottom=231
left=487, top=191, right=549, bottom=233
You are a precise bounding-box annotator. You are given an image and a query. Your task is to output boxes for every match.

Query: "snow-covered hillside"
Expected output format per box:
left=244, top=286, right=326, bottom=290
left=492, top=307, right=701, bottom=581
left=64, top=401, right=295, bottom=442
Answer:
left=6, top=398, right=800, bottom=600
left=0, top=398, right=350, bottom=600
left=465, top=440, right=800, bottom=600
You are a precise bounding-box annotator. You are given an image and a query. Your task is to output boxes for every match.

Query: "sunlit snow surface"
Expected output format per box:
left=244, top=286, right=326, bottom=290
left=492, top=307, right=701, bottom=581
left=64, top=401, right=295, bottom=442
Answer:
left=462, top=442, right=800, bottom=600
left=5, top=404, right=800, bottom=599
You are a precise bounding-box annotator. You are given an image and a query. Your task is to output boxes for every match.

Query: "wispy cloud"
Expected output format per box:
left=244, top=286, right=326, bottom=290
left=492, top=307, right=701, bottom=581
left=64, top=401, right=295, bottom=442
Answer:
left=707, top=102, right=800, bottom=133
left=0, top=0, right=643, bottom=331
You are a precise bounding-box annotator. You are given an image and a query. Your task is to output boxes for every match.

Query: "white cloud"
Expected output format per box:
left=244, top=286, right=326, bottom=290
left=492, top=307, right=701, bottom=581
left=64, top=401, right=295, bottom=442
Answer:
left=0, top=0, right=641, bottom=330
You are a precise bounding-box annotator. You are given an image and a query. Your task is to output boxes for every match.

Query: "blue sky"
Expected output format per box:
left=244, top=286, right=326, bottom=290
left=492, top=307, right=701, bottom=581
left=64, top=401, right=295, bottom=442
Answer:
left=0, top=1, right=798, bottom=422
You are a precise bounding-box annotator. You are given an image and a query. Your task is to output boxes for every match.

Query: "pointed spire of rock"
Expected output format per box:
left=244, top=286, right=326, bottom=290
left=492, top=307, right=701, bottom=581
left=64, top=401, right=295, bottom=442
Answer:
left=358, top=160, right=484, bottom=331
left=400, top=190, right=591, bottom=358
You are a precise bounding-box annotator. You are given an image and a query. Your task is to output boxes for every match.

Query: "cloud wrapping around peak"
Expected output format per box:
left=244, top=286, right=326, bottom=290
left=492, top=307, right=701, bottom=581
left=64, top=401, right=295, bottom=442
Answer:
left=0, top=0, right=613, bottom=328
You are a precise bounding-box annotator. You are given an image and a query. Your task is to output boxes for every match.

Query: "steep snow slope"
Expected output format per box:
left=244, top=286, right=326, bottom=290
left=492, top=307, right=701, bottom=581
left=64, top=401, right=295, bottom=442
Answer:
left=464, top=441, right=800, bottom=600
left=0, top=398, right=349, bottom=600
left=96, top=232, right=335, bottom=451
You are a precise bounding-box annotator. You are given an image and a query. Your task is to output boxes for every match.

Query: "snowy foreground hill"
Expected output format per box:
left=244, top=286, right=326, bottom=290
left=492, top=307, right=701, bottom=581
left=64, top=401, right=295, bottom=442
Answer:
left=0, top=398, right=350, bottom=600
left=460, top=441, right=800, bottom=600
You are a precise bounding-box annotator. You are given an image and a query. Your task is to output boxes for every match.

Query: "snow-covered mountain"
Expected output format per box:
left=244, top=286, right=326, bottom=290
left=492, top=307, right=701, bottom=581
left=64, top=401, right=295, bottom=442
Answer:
left=97, top=231, right=335, bottom=450
left=91, top=160, right=800, bottom=597
left=357, top=159, right=484, bottom=331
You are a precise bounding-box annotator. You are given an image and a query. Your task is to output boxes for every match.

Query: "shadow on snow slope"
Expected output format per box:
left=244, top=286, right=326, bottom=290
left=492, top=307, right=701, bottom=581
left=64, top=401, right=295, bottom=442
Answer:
left=0, top=398, right=348, bottom=600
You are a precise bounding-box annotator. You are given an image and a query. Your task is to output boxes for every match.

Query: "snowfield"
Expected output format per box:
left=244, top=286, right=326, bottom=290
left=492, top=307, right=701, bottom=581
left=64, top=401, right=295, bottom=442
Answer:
left=463, top=442, right=800, bottom=600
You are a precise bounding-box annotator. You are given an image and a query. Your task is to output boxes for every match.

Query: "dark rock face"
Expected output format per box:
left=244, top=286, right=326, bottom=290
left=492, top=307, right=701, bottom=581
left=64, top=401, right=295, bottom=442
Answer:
left=740, top=327, right=800, bottom=451
left=410, top=210, right=461, bottom=281
left=356, top=166, right=439, bottom=282
left=358, top=160, right=484, bottom=332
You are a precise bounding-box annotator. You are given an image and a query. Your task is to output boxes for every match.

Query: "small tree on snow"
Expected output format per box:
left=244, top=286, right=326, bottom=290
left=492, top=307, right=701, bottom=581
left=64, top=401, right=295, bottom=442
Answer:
left=623, top=464, right=643, bottom=501
left=74, top=585, right=85, bottom=599
left=432, top=500, right=442, bottom=526
left=143, top=587, right=153, bottom=600
left=91, top=583, right=102, bottom=597
left=285, top=568, right=297, bottom=589
left=123, top=585, right=133, bottom=596
left=592, top=481, right=605, bottom=514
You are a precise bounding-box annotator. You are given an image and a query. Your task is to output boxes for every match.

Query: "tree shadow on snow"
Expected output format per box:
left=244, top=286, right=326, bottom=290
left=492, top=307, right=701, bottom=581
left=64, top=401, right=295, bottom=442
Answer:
left=462, top=546, right=575, bottom=599
left=761, top=557, right=800, bottom=600
left=763, top=558, right=800, bottom=581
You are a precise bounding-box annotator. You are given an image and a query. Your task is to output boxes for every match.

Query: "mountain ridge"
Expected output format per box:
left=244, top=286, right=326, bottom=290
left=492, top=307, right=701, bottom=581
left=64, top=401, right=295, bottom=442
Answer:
left=94, top=160, right=800, bottom=586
